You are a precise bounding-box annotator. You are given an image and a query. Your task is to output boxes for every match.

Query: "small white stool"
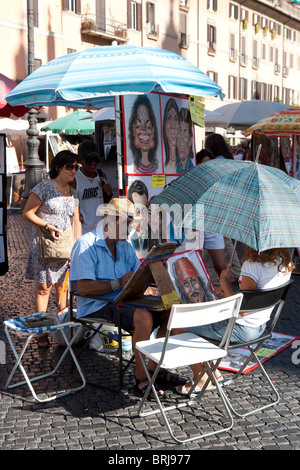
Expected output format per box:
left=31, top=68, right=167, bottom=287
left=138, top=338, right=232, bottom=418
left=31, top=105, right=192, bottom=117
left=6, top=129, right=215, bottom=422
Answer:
left=4, top=311, right=86, bottom=403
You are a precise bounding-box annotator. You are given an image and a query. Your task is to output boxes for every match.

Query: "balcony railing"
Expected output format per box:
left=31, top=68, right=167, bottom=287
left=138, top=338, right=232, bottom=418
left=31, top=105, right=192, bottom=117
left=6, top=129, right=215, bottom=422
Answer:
left=81, top=14, right=127, bottom=42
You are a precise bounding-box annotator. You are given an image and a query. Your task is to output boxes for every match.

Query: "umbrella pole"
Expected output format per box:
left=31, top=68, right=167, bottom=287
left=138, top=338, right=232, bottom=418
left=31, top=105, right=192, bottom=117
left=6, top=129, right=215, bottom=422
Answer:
left=115, top=96, right=123, bottom=193
left=229, top=239, right=238, bottom=265
left=19, top=136, right=24, bottom=170
left=255, top=144, right=262, bottom=163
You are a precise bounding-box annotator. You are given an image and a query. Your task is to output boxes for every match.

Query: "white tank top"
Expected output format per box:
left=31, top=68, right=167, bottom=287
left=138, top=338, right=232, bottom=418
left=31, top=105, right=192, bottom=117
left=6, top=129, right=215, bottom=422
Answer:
left=75, top=169, right=104, bottom=234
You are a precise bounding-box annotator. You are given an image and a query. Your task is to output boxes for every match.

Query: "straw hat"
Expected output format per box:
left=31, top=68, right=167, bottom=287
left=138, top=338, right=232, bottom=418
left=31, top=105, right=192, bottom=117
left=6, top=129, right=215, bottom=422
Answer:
left=98, top=198, right=142, bottom=221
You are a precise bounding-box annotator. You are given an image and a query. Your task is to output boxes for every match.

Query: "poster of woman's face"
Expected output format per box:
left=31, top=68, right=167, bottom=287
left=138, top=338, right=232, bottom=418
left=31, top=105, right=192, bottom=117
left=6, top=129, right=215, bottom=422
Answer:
left=161, top=95, right=195, bottom=175
left=124, top=94, right=162, bottom=175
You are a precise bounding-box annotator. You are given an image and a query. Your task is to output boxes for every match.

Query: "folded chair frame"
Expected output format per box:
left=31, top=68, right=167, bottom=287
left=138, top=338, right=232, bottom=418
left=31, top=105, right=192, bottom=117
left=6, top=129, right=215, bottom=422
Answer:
left=4, top=312, right=86, bottom=403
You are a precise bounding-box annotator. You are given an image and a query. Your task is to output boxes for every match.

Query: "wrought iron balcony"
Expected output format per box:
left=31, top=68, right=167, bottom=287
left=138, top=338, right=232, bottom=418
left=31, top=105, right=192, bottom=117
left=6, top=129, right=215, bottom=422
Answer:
left=81, top=14, right=127, bottom=42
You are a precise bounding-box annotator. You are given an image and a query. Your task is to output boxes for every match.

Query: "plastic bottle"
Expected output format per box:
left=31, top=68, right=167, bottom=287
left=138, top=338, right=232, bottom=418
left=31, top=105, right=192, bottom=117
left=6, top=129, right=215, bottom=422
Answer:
left=121, top=330, right=132, bottom=358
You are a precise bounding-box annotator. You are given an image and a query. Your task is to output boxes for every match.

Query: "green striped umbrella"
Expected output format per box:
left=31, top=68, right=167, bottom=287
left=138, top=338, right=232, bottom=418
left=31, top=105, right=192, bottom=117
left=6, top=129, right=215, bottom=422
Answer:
left=41, top=110, right=94, bottom=135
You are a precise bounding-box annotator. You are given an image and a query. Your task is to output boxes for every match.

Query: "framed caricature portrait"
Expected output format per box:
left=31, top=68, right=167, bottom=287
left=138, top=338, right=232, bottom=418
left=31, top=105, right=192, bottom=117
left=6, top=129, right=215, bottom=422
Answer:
left=167, top=250, right=216, bottom=303
left=161, top=94, right=195, bottom=175
left=123, top=93, right=162, bottom=175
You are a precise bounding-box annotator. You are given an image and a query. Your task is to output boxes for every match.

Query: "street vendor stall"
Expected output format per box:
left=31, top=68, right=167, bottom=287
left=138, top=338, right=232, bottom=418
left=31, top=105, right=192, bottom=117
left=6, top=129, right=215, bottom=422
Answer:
left=4, top=44, right=224, bottom=259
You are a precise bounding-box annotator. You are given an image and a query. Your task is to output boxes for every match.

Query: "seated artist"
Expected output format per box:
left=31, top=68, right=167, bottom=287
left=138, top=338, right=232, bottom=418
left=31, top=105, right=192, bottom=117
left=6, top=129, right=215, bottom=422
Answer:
left=70, top=198, right=186, bottom=397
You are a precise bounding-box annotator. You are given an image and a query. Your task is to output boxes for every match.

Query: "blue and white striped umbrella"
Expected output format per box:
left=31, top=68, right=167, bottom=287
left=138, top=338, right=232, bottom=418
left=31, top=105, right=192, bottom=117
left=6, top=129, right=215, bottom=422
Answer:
left=4, top=45, right=224, bottom=108
left=152, top=159, right=300, bottom=252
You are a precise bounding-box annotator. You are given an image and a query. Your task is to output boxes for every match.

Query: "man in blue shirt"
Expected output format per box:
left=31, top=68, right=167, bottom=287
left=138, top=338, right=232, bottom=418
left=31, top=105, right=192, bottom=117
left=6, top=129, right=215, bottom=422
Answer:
left=70, top=198, right=177, bottom=397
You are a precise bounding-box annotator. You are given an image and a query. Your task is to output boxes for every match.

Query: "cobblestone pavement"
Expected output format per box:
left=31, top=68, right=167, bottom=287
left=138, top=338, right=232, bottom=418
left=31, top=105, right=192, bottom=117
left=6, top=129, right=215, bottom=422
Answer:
left=1, top=212, right=300, bottom=453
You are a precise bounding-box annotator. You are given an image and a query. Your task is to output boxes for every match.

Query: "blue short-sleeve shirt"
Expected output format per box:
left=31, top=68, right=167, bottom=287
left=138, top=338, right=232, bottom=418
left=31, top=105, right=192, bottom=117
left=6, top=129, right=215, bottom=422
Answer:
left=70, top=227, right=140, bottom=318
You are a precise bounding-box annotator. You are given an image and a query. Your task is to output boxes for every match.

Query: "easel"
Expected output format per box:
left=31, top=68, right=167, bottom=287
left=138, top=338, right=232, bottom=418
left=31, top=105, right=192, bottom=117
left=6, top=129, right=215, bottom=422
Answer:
left=116, top=242, right=182, bottom=310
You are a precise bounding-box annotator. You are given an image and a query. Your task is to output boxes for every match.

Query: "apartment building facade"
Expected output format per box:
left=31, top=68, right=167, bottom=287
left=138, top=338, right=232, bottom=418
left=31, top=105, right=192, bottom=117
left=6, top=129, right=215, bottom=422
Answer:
left=0, top=0, right=300, bottom=121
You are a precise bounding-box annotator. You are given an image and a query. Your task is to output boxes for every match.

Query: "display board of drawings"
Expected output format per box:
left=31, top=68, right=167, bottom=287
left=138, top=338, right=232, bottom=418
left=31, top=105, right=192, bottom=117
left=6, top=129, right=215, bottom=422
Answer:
left=122, top=92, right=197, bottom=259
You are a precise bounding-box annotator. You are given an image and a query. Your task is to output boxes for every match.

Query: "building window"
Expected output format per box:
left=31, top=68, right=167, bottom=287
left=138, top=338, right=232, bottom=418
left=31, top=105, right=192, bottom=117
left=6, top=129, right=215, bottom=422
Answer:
left=207, top=0, right=217, bottom=12
left=241, top=8, right=248, bottom=21
left=207, top=71, right=218, bottom=83
left=131, top=1, right=137, bottom=29
left=274, top=85, right=280, bottom=101
left=252, top=40, right=259, bottom=68
left=228, top=75, right=237, bottom=99
left=268, top=84, right=273, bottom=101
left=147, top=2, right=155, bottom=31
left=274, top=47, right=280, bottom=73
left=127, top=0, right=141, bottom=31
left=229, top=3, right=238, bottom=20
left=207, top=24, right=216, bottom=52
left=261, top=17, right=268, bottom=29
left=240, top=36, right=247, bottom=66
left=63, top=0, right=81, bottom=14
left=261, top=83, right=267, bottom=100
left=180, top=12, right=188, bottom=47
left=239, top=77, right=247, bottom=100
left=262, top=43, right=266, bottom=61
left=229, top=33, right=237, bottom=61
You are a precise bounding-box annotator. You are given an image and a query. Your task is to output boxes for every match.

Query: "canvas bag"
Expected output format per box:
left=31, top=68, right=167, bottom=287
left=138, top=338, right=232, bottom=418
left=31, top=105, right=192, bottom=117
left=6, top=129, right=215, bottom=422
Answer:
left=37, top=224, right=76, bottom=263
left=37, top=198, right=76, bottom=263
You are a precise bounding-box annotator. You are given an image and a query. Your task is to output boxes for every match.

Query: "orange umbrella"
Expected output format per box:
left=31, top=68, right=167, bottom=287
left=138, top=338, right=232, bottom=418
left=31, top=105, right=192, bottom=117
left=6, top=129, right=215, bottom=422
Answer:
left=244, top=107, right=300, bottom=138
left=0, top=73, right=29, bottom=117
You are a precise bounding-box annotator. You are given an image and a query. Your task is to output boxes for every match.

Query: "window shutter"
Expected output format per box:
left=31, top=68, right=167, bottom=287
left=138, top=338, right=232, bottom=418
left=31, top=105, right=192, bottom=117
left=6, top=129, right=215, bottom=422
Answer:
left=63, top=0, right=68, bottom=11
left=127, top=0, right=131, bottom=27
left=137, top=2, right=142, bottom=31
left=75, top=0, right=81, bottom=14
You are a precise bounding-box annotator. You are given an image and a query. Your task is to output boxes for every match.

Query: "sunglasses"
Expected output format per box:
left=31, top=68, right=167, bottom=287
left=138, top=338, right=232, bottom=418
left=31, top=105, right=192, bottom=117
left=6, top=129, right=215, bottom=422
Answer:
left=64, top=163, right=80, bottom=172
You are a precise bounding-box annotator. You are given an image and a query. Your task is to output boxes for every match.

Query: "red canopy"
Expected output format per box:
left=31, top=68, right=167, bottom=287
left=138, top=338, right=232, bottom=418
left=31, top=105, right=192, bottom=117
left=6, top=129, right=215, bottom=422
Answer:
left=0, top=73, right=29, bottom=117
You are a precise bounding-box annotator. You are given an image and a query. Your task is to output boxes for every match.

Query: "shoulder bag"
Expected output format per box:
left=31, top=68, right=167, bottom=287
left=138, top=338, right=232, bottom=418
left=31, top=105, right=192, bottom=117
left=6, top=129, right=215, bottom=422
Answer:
left=37, top=198, right=76, bottom=263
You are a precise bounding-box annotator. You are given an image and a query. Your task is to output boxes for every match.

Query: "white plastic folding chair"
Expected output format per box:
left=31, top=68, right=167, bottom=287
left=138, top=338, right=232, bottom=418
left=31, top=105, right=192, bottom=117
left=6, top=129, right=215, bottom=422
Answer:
left=220, top=279, right=293, bottom=418
left=135, top=293, right=243, bottom=444
left=4, top=311, right=86, bottom=403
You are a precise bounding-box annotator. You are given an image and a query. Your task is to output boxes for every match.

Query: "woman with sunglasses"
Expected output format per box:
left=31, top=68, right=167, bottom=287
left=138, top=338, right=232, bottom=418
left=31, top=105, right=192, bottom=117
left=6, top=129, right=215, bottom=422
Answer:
left=22, top=150, right=82, bottom=347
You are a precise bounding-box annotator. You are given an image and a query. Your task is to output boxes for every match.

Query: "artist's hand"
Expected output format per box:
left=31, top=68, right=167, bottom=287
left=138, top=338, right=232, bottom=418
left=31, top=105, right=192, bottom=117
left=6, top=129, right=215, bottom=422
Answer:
left=219, top=264, right=234, bottom=297
left=120, top=271, right=135, bottom=287
left=220, top=263, right=232, bottom=284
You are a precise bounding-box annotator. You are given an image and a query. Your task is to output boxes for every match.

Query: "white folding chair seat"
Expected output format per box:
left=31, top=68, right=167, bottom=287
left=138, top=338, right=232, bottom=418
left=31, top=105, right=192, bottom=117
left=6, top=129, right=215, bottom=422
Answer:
left=4, top=311, right=86, bottom=403
left=135, top=293, right=243, bottom=444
